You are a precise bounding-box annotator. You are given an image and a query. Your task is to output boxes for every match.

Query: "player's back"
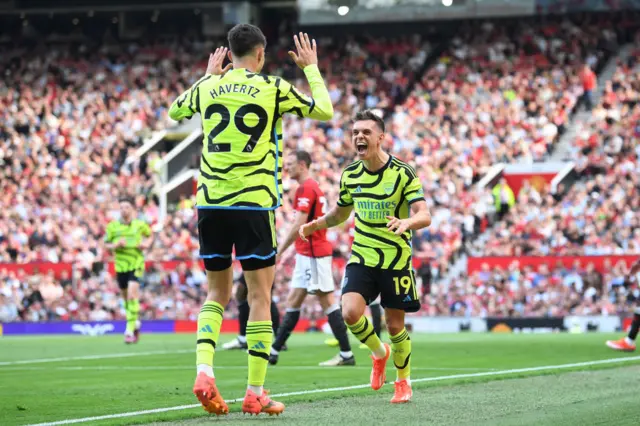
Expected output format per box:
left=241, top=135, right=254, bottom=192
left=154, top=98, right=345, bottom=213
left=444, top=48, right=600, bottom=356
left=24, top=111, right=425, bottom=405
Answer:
left=191, top=69, right=286, bottom=210
left=295, top=178, right=332, bottom=258
left=170, top=66, right=330, bottom=211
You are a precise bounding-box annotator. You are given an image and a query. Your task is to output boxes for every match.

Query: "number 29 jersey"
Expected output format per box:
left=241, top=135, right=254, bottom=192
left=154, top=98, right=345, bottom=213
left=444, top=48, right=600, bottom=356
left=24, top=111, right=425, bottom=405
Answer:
left=294, top=178, right=332, bottom=258
left=168, top=66, right=333, bottom=210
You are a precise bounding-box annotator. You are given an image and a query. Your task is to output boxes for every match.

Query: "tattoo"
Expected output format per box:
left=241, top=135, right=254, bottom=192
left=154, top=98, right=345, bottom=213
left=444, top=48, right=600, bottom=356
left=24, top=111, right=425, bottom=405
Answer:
left=326, top=215, right=340, bottom=227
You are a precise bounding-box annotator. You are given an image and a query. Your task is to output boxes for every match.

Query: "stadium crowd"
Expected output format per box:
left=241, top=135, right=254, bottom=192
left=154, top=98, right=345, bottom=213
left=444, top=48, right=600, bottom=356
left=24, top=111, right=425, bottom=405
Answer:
left=430, top=257, right=639, bottom=317
left=1, top=15, right=639, bottom=322
left=481, top=33, right=640, bottom=257
left=3, top=253, right=639, bottom=322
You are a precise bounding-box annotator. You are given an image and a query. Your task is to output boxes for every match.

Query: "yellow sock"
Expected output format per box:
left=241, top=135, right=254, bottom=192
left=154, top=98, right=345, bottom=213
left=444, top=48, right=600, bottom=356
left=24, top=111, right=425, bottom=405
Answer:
left=390, top=328, right=411, bottom=381
left=246, top=321, right=273, bottom=387
left=196, top=301, right=224, bottom=367
left=126, top=299, right=139, bottom=334
left=347, top=316, right=385, bottom=358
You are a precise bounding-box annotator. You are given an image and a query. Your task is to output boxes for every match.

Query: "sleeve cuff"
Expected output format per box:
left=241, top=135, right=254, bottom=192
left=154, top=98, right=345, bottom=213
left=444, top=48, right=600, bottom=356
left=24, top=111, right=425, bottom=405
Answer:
left=302, top=64, right=321, bottom=76
left=408, top=197, right=425, bottom=205
left=337, top=201, right=353, bottom=207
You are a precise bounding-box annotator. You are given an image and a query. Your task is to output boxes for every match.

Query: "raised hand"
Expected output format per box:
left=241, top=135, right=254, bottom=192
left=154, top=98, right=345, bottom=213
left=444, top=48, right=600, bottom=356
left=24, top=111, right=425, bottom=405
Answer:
left=386, top=216, right=411, bottom=235
left=288, top=32, right=318, bottom=70
left=206, top=47, right=233, bottom=76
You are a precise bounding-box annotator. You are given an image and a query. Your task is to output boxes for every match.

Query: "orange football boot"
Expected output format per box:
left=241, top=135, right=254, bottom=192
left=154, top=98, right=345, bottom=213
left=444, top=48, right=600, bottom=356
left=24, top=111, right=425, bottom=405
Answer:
left=390, top=379, right=413, bottom=404
left=606, top=338, right=636, bottom=352
left=241, top=389, right=285, bottom=416
left=370, top=343, right=391, bottom=391
left=192, top=372, right=229, bottom=415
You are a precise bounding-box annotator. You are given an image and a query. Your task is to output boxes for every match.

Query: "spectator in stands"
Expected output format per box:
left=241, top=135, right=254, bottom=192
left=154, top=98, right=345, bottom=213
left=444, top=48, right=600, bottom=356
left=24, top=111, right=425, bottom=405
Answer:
left=492, top=178, right=515, bottom=221
left=581, top=64, right=597, bottom=111
left=0, top=293, right=19, bottom=322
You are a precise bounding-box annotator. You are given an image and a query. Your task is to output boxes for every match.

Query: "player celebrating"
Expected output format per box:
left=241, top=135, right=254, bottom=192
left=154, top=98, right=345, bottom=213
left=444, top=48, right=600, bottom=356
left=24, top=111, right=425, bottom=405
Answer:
left=269, top=151, right=354, bottom=367
left=606, top=258, right=640, bottom=351
left=300, top=110, right=430, bottom=404
left=104, top=197, right=152, bottom=344
left=169, top=25, right=333, bottom=416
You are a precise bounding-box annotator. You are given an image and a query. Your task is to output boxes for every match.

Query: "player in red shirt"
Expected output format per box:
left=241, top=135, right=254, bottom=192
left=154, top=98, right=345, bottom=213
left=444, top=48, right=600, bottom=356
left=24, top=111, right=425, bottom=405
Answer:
left=269, top=151, right=354, bottom=366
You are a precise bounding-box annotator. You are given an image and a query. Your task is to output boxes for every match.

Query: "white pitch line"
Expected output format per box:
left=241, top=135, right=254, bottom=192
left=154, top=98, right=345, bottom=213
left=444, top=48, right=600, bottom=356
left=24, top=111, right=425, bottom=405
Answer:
left=24, top=355, right=640, bottom=426
left=0, top=350, right=192, bottom=366
left=1, top=365, right=495, bottom=372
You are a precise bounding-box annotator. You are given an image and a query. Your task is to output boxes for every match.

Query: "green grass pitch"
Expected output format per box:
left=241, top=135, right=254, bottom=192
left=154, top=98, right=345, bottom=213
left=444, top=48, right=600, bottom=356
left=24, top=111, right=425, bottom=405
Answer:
left=1, top=332, right=639, bottom=426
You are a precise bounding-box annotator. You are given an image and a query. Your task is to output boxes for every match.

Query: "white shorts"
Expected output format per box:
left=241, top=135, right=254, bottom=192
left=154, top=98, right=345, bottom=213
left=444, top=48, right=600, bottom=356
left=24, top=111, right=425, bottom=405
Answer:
left=291, top=254, right=334, bottom=294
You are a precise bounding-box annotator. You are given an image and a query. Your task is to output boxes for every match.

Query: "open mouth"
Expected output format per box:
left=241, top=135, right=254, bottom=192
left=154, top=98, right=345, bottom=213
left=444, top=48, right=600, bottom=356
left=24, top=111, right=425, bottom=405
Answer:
left=356, top=142, right=368, bottom=156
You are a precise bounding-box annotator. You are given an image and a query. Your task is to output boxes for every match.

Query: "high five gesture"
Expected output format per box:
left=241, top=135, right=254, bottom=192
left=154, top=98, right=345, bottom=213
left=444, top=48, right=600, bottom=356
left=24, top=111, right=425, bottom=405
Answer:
left=288, top=32, right=318, bottom=69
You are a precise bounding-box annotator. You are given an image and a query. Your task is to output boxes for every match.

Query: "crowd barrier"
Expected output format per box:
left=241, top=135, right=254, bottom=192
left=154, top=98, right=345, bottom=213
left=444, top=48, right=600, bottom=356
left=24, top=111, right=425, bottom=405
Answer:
left=0, top=316, right=627, bottom=336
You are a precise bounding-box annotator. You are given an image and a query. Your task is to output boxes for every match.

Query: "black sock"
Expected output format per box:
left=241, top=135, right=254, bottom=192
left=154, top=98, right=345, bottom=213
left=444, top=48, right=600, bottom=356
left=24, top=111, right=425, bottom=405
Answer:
left=238, top=301, right=249, bottom=337
left=271, top=299, right=281, bottom=334
left=327, top=308, right=351, bottom=353
left=273, top=309, right=300, bottom=351
left=629, top=313, right=640, bottom=341
left=370, top=303, right=382, bottom=338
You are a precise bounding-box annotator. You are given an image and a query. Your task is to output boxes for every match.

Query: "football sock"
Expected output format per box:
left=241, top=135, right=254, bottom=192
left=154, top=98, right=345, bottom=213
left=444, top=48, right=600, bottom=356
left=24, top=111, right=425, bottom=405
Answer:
left=272, top=309, right=300, bottom=353
left=370, top=302, right=382, bottom=337
left=347, top=315, right=386, bottom=358
left=271, top=299, right=281, bottom=334
left=326, top=305, right=352, bottom=355
left=390, top=328, right=412, bottom=381
left=125, top=298, right=140, bottom=335
left=627, top=313, right=640, bottom=341
left=196, top=301, right=224, bottom=374
left=238, top=300, right=249, bottom=338
left=247, top=321, right=273, bottom=391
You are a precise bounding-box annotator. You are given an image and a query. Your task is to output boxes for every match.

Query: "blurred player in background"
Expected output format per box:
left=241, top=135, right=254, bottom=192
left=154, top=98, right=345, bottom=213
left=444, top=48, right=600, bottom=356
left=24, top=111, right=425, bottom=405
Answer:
left=269, top=151, right=354, bottom=367
left=222, top=274, right=283, bottom=351
left=104, top=197, right=153, bottom=344
left=168, top=24, right=333, bottom=416
left=606, top=258, right=640, bottom=352
left=300, top=110, right=430, bottom=404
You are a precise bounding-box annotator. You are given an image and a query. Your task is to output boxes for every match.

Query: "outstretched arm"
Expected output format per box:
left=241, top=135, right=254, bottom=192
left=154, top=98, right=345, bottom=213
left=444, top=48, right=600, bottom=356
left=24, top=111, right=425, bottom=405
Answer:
left=277, top=211, right=309, bottom=262
left=299, top=205, right=353, bottom=241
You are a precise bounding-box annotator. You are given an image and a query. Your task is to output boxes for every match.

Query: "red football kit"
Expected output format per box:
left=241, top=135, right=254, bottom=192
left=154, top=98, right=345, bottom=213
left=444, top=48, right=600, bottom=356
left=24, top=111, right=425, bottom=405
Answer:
left=294, top=178, right=333, bottom=258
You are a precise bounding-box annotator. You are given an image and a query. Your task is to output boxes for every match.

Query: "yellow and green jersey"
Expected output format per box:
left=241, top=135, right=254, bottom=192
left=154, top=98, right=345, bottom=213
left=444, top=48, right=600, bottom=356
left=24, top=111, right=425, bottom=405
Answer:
left=168, top=65, right=333, bottom=210
left=104, top=219, right=151, bottom=274
left=337, top=156, right=425, bottom=271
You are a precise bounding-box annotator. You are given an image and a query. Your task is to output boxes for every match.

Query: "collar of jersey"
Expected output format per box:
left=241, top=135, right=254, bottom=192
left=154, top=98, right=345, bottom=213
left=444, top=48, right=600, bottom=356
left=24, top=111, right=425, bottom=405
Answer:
left=362, top=155, right=392, bottom=175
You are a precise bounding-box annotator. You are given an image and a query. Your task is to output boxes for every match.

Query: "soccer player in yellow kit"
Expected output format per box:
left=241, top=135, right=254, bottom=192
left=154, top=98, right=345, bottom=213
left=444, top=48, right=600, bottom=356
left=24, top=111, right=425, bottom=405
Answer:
left=300, top=110, right=431, bottom=404
left=104, top=197, right=152, bottom=344
left=169, top=25, right=333, bottom=416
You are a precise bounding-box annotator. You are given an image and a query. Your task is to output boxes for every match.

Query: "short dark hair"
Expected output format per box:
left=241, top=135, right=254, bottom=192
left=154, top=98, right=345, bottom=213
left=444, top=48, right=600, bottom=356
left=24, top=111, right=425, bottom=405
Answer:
left=295, top=151, right=312, bottom=169
left=119, top=196, right=134, bottom=206
left=227, top=24, right=267, bottom=58
left=353, top=109, right=385, bottom=133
